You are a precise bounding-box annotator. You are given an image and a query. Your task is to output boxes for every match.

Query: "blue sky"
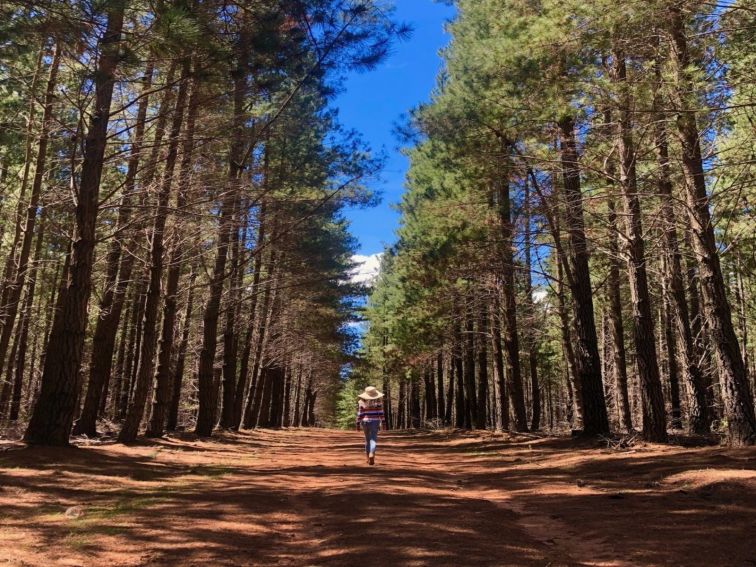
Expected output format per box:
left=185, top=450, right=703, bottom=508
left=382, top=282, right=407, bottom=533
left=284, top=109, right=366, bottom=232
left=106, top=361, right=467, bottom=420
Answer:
left=337, top=1, right=456, bottom=258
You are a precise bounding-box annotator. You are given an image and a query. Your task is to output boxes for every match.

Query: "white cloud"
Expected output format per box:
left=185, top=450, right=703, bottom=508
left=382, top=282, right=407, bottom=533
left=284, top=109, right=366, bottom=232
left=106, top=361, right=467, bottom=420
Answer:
left=349, top=253, right=382, bottom=286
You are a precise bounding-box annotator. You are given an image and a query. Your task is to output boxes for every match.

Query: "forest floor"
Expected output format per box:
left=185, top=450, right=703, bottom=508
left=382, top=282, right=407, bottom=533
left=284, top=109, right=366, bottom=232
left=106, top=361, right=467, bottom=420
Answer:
left=0, top=428, right=754, bottom=567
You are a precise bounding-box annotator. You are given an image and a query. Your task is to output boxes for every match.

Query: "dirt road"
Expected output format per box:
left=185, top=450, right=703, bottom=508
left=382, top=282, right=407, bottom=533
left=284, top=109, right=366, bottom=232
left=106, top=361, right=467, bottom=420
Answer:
left=1, top=429, right=754, bottom=566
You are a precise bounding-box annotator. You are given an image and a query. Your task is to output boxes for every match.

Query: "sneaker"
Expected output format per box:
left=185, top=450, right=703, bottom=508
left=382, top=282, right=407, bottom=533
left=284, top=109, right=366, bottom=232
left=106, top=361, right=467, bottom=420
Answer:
left=369, top=453, right=375, bottom=466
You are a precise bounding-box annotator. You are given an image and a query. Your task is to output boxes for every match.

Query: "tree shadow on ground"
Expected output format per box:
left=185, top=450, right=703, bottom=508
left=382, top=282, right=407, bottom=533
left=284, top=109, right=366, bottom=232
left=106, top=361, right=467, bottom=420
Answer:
left=0, top=429, right=754, bottom=566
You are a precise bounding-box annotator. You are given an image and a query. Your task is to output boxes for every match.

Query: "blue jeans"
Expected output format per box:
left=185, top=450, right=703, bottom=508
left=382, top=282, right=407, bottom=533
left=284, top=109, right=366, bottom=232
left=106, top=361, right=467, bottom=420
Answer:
left=362, top=421, right=380, bottom=455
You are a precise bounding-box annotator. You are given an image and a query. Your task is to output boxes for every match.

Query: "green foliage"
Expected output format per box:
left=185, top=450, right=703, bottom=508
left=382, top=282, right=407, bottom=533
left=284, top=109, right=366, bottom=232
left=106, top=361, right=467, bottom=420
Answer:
left=361, top=0, right=756, bottom=433
left=0, top=0, right=407, bottom=433
left=334, top=378, right=361, bottom=430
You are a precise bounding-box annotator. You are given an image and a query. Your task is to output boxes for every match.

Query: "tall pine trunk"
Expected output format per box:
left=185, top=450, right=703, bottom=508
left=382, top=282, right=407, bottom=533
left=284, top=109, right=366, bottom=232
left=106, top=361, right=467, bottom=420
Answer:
left=119, top=62, right=189, bottom=443
left=661, top=285, right=683, bottom=429
left=476, top=303, right=488, bottom=429
left=232, top=200, right=268, bottom=429
left=606, top=192, right=633, bottom=433
left=7, top=209, right=47, bottom=421
left=146, top=67, right=199, bottom=437
left=463, top=297, right=477, bottom=429
left=652, top=58, right=710, bottom=434
left=0, top=44, right=44, bottom=322
left=436, top=352, right=446, bottom=424
left=453, top=308, right=465, bottom=428
left=73, top=61, right=155, bottom=437
left=557, top=116, right=609, bottom=436
left=25, top=5, right=126, bottom=445
left=0, top=41, right=60, bottom=382
left=167, top=266, right=197, bottom=432
left=667, top=6, right=756, bottom=445
left=599, top=103, right=633, bottom=434
left=220, top=192, right=244, bottom=429
left=196, top=25, right=250, bottom=437
left=610, top=53, right=667, bottom=441
left=490, top=300, right=509, bottom=430
left=494, top=151, right=528, bottom=431
left=523, top=176, right=540, bottom=430
left=243, top=246, right=280, bottom=428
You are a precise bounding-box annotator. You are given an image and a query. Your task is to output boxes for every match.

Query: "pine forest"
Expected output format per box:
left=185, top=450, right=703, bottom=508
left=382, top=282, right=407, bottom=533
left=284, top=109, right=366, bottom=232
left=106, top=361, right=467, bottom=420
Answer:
left=1, top=1, right=754, bottom=565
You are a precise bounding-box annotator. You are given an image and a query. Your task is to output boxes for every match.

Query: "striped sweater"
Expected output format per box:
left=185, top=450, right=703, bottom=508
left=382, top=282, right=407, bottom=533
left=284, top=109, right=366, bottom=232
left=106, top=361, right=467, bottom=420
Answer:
left=356, top=399, right=385, bottom=425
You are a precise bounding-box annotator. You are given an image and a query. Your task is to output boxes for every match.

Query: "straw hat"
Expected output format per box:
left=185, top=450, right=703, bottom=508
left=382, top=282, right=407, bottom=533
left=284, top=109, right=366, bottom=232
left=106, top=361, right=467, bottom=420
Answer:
left=358, top=386, right=384, bottom=400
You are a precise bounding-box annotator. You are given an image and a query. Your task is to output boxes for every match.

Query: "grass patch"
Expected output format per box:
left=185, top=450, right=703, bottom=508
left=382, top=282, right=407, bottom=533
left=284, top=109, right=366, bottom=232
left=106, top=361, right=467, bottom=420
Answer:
left=30, top=493, right=162, bottom=524
left=32, top=503, right=64, bottom=521
left=465, top=450, right=499, bottom=457
left=60, top=493, right=162, bottom=550
left=84, top=493, right=165, bottom=519
left=94, top=498, right=154, bottom=518
left=463, top=445, right=502, bottom=456
left=145, top=448, right=163, bottom=460
left=187, top=465, right=235, bottom=477
left=463, top=449, right=509, bottom=459
left=64, top=532, right=93, bottom=551
left=64, top=522, right=130, bottom=551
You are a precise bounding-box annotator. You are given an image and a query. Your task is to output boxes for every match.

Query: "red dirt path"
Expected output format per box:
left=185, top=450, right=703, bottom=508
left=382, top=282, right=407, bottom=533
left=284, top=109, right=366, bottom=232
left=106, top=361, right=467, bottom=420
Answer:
left=1, top=429, right=754, bottom=566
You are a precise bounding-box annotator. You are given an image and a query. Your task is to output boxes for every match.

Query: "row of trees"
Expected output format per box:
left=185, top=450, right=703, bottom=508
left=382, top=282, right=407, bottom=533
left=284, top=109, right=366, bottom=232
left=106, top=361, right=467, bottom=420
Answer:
left=358, top=0, right=756, bottom=445
left=0, top=0, right=403, bottom=446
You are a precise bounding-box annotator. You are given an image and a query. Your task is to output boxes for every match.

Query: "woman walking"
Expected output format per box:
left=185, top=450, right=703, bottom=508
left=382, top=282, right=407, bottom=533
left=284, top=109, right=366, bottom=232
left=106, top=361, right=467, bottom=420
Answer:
left=356, top=386, right=385, bottom=465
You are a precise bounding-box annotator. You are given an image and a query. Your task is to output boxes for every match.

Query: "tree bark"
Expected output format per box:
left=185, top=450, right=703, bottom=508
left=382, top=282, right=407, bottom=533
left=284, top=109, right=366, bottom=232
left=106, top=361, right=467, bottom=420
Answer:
left=453, top=310, right=465, bottom=428
left=0, top=41, right=60, bottom=381
left=146, top=66, right=199, bottom=438
left=494, top=156, right=528, bottom=431
left=73, top=61, right=156, bottom=437
left=606, top=192, right=633, bottom=433
left=652, top=58, right=710, bottom=434
left=662, top=283, right=683, bottom=429
left=667, top=5, right=755, bottom=445
left=476, top=302, right=488, bottom=429
left=307, top=389, right=317, bottom=427
left=424, top=366, right=437, bottom=422
left=7, top=207, right=47, bottom=421
left=557, top=116, right=610, bottom=436
left=410, top=377, right=422, bottom=428
left=219, top=192, right=243, bottom=429
left=109, top=296, right=132, bottom=418
left=610, top=52, right=667, bottom=441
left=119, top=62, right=189, bottom=443
left=491, top=300, right=509, bottom=430
left=232, top=200, right=268, bottom=429
left=463, top=297, right=477, bottom=429
left=166, top=266, right=197, bottom=432
left=283, top=366, right=292, bottom=427
left=196, top=25, right=250, bottom=437
left=436, top=352, right=445, bottom=424
left=243, top=247, right=280, bottom=428
left=293, top=369, right=303, bottom=428
left=25, top=6, right=126, bottom=445
left=118, top=279, right=146, bottom=419
left=523, top=176, right=540, bottom=431
left=397, top=378, right=407, bottom=429
left=0, top=44, right=44, bottom=322
left=445, top=351, right=454, bottom=427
